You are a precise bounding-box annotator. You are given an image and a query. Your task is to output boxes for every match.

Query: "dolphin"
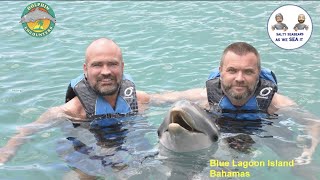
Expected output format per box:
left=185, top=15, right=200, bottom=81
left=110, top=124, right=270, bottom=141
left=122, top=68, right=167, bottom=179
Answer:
left=158, top=100, right=220, bottom=152
left=20, top=7, right=56, bottom=23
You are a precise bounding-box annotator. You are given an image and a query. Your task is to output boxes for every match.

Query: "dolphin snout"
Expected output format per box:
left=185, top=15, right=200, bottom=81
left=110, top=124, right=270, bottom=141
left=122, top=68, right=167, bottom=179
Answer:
left=169, top=109, right=203, bottom=133
left=170, top=109, right=193, bottom=131
left=158, top=100, right=220, bottom=152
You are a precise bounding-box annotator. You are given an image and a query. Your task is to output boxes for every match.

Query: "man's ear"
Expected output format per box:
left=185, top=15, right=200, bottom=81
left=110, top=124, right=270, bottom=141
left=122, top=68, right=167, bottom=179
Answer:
left=83, top=63, right=87, bottom=78
left=219, top=66, right=222, bottom=80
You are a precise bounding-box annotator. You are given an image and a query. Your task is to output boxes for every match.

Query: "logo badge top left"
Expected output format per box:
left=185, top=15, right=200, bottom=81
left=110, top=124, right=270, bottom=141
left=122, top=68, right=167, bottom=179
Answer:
left=20, top=2, right=56, bottom=37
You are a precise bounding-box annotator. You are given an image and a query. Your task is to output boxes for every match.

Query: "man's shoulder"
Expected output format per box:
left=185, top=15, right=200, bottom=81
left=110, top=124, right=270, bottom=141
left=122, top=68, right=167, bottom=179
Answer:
left=61, top=96, right=87, bottom=119
left=268, top=93, right=297, bottom=114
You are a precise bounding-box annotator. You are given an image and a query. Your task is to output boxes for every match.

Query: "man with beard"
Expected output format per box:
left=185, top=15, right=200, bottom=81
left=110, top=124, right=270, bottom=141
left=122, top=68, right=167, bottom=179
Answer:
left=0, top=38, right=150, bottom=164
left=205, top=42, right=281, bottom=120
left=150, top=42, right=319, bottom=164
left=151, top=42, right=294, bottom=117
left=294, top=14, right=309, bottom=31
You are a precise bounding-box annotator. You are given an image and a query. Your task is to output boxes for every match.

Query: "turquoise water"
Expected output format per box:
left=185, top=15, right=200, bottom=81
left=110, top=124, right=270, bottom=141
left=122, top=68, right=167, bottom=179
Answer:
left=0, top=1, right=320, bottom=179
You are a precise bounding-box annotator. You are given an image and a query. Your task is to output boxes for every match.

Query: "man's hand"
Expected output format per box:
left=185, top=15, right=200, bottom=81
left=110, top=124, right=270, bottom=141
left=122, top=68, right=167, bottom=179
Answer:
left=0, top=106, right=67, bottom=165
left=0, top=145, right=17, bottom=164
left=294, top=148, right=314, bottom=165
left=294, top=119, right=319, bottom=165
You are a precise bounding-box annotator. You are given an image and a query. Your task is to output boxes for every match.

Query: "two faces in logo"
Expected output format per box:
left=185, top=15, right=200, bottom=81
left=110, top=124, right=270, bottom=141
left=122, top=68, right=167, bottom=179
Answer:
left=272, top=13, right=309, bottom=31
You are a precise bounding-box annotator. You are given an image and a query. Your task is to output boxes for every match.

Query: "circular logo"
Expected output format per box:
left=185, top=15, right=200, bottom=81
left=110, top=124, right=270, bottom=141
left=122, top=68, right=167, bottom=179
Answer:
left=20, top=2, right=56, bottom=37
left=267, top=5, right=312, bottom=50
left=124, top=87, right=134, bottom=97
left=259, top=87, right=273, bottom=97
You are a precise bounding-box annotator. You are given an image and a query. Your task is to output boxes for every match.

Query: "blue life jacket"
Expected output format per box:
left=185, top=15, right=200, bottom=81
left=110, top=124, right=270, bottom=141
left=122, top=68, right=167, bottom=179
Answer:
left=65, top=74, right=138, bottom=119
left=206, top=68, right=278, bottom=120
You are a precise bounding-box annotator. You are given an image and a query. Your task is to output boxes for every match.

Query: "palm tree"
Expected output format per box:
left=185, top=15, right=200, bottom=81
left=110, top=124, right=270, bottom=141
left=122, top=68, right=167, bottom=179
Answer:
left=37, top=20, right=44, bottom=30
left=34, top=20, right=44, bottom=30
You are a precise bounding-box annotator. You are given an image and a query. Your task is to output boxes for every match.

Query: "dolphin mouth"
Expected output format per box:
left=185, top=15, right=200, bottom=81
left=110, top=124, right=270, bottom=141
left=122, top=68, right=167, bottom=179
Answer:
left=168, top=108, right=202, bottom=133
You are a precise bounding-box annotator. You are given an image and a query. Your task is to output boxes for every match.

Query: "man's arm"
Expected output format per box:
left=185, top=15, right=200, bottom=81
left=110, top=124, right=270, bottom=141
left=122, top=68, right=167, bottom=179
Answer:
left=137, top=88, right=207, bottom=105
left=0, top=97, right=85, bottom=164
left=0, top=106, right=65, bottom=164
left=267, top=93, right=297, bottom=114
left=269, top=93, right=320, bottom=164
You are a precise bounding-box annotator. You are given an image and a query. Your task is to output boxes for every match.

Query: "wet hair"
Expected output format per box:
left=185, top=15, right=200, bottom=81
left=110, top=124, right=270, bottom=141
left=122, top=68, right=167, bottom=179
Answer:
left=275, top=13, right=283, bottom=20
left=220, top=42, right=261, bottom=71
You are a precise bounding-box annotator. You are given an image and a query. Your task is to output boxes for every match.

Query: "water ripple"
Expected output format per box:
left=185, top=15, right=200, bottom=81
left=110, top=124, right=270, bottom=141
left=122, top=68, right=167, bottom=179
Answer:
left=1, top=1, right=320, bottom=179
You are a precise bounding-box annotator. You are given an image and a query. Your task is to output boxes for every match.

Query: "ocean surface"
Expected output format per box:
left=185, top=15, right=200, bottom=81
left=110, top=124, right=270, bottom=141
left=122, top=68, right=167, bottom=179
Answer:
left=0, top=1, right=319, bottom=180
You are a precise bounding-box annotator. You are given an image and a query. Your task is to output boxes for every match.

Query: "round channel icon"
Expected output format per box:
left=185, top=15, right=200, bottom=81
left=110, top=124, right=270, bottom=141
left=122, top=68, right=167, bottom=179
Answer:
left=20, top=2, right=56, bottom=37
left=267, top=5, right=312, bottom=50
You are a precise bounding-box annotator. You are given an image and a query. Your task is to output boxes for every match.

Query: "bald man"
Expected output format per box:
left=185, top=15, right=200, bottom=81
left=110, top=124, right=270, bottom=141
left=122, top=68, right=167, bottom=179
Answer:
left=294, top=14, right=309, bottom=31
left=0, top=38, right=150, bottom=164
